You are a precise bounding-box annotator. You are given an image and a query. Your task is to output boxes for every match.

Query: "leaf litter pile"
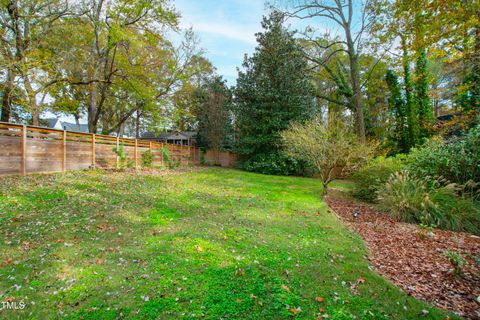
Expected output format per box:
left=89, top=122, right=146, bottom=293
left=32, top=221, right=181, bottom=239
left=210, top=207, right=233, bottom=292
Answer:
left=326, top=193, right=480, bottom=319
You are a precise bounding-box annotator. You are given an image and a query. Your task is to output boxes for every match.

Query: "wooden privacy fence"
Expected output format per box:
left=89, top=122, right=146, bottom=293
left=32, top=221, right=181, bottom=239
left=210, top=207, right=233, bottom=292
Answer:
left=0, top=122, right=200, bottom=176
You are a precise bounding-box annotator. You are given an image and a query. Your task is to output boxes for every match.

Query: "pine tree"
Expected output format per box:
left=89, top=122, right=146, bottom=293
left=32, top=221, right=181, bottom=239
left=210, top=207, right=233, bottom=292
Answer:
left=234, top=12, right=314, bottom=175
left=415, top=49, right=433, bottom=139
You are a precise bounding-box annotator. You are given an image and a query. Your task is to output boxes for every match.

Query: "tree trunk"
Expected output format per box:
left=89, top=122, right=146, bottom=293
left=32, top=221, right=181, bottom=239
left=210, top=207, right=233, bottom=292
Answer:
left=345, top=29, right=366, bottom=143
left=1, top=79, right=12, bottom=123
left=402, top=35, right=417, bottom=148
left=23, top=75, right=39, bottom=126
left=135, top=109, right=141, bottom=139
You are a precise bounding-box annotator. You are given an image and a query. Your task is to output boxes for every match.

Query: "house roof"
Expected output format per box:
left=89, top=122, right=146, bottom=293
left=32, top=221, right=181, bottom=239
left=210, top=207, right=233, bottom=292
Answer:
left=42, top=118, right=60, bottom=128
left=41, top=118, right=89, bottom=133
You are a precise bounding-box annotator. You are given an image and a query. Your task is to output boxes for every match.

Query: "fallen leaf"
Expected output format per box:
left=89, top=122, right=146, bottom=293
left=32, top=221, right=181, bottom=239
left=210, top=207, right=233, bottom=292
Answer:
left=281, top=284, right=290, bottom=292
left=316, top=297, right=324, bottom=303
left=290, top=308, right=297, bottom=315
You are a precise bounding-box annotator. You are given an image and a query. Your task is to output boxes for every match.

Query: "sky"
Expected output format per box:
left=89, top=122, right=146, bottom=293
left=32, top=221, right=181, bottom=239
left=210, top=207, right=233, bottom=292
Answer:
left=50, top=0, right=348, bottom=123
left=173, top=0, right=346, bottom=86
left=48, top=0, right=269, bottom=123
left=174, top=0, right=268, bottom=86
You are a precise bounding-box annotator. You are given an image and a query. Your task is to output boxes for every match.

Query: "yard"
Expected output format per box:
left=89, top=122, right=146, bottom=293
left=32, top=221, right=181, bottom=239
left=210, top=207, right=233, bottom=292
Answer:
left=0, top=168, right=454, bottom=319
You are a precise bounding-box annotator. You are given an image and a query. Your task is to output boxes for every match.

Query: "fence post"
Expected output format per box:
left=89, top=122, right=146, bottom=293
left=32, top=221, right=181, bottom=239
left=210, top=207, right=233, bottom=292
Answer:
left=91, top=134, right=96, bottom=168
left=134, top=139, right=138, bottom=168
left=62, top=130, right=67, bottom=172
left=21, top=125, right=27, bottom=176
left=116, top=137, right=120, bottom=169
left=160, top=143, right=164, bottom=166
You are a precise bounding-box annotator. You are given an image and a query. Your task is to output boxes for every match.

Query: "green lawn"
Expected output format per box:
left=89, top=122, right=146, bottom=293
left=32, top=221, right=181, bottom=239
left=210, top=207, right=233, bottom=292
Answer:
left=0, top=168, right=454, bottom=319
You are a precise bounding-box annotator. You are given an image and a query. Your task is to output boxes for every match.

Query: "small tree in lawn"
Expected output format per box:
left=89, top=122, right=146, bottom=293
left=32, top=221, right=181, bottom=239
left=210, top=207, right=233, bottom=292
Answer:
left=281, top=117, right=374, bottom=195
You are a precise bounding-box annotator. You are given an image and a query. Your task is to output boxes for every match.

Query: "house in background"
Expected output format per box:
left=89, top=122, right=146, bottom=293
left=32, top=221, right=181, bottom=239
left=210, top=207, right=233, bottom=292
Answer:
left=41, top=118, right=89, bottom=133
left=141, top=131, right=197, bottom=146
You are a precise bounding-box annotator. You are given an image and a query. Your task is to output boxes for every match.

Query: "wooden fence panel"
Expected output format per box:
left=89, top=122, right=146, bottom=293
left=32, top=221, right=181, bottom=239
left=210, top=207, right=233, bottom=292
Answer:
left=0, top=121, right=204, bottom=176
left=0, top=134, right=22, bottom=175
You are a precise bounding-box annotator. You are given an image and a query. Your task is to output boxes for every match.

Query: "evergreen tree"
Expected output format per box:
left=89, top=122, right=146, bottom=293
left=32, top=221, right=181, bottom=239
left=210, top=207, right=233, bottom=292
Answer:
left=234, top=12, right=314, bottom=175
left=196, top=76, right=233, bottom=158
left=415, top=49, right=433, bottom=139
left=402, top=35, right=419, bottom=148
left=385, top=69, right=408, bottom=153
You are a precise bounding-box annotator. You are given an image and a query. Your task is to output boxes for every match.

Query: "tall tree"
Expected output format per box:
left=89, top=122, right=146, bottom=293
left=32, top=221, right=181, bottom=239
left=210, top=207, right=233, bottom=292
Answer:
left=196, top=76, right=232, bottom=164
left=385, top=69, right=407, bottom=153
left=370, top=0, right=479, bottom=121
left=415, top=49, right=433, bottom=138
left=234, top=11, right=314, bottom=175
left=77, top=0, right=178, bottom=133
left=284, top=0, right=375, bottom=143
left=402, top=35, right=418, bottom=148
left=0, top=0, right=72, bottom=124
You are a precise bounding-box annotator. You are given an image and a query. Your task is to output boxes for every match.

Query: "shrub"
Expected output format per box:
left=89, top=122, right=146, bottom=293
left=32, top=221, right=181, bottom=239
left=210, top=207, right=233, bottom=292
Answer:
left=378, top=171, right=480, bottom=235
left=241, top=152, right=309, bottom=176
left=141, top=150, right=154, bottom=168
left=113, top=143, right=129, bottom=169
left=443, top=251, right=466, bottom=276
left=161, top=147, right=179, bottom=169
left=281, top=117, right=374, bottom=194
left=352, top=155, right=406, bottom=202
left=406, top=124, right=480, bottom=187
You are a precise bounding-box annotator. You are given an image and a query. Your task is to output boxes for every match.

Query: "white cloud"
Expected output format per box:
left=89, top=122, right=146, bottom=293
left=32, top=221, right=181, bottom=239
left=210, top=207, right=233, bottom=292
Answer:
left=185, top=21, right=258, bottom=45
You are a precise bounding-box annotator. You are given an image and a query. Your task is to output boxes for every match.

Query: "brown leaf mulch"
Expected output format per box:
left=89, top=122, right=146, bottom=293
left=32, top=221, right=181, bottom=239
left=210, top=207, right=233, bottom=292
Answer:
left=325, top=192, right=480, bottom=319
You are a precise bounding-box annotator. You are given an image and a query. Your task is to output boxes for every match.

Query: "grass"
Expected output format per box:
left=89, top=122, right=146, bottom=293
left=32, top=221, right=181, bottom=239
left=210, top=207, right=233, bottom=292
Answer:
left=0, top=168, right=455, bottom=319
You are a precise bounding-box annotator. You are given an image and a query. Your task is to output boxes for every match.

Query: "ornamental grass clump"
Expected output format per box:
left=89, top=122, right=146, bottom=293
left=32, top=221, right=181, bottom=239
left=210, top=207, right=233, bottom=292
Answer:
left=378, top=171, right=480, bottom=235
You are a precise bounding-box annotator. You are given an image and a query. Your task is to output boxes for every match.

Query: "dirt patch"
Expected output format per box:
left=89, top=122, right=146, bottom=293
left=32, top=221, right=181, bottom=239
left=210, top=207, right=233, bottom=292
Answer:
left=326, top=192, right=480, bottom=319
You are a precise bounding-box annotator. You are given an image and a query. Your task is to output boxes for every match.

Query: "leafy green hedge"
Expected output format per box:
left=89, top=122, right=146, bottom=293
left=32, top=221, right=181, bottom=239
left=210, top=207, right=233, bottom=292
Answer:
left=241, top=152, right=312, bottom=176
left=351, top=155, right=406, bottom=202
left=352, top=125, right=480, bottom=235
left=406, top=125, right=480, bottom=186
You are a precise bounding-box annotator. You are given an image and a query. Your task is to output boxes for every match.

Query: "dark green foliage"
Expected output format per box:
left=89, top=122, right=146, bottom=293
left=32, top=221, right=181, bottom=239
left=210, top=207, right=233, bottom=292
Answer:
left=141, top=150, right=154, bottom=168
left=352, top=156, right=406, bottom=202
left=376, top=126, right=480, bottom=234
left=406, top=125, right=480, bottom=187
left=402, top=36, right=419, bottom=149
left=234, top=11, right=315, bottom=175
left=196, top=76, right=234, bottom=152
left=415, top=49, right=433, bottom=139
left=385, top=70, right=408, bottom=153
left=241, top=152, right=309, bottom=176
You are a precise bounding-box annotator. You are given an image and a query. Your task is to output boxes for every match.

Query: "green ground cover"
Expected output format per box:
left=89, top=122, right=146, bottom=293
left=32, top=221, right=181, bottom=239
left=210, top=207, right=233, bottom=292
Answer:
left=0, top=168, right=454, bottom=319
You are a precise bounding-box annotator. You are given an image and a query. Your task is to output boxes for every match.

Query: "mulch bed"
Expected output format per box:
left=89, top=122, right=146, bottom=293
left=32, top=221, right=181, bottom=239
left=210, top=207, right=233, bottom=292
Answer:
left=326, top=192, right=480, bottom=319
